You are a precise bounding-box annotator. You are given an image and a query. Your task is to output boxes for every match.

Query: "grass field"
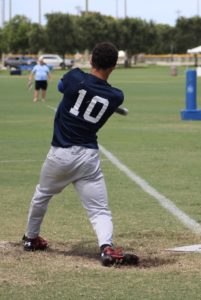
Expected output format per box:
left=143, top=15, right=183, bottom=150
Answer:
left=1, top=65, right=201, bottom=299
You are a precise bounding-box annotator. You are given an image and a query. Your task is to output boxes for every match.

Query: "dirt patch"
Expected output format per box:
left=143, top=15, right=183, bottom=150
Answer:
left=0, top=240, right=177, bottom=270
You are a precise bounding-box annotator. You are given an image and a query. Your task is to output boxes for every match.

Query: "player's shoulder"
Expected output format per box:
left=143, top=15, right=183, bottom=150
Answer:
left=111, top=86, right=124, bottom=102
left=63, top=67, right=85, bottom=80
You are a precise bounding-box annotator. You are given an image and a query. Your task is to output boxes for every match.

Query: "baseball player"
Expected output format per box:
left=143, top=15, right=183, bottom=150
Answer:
left=22, top=42, right=139, bottom=266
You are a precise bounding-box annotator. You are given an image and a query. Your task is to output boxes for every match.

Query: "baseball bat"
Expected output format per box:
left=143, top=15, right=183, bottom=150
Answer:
left=115, top=106, right=128, bottom=116
left=27, top=80, right=33, bottom=90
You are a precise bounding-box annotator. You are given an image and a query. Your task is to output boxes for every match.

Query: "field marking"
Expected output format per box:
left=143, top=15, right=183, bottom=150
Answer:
left=99, top=145, right=201, bottom=235
left=46, top=104, right=57, bottom=112
left=167, top=244, right=201, bottom=253
left=45, top=104, right=201, bottom=234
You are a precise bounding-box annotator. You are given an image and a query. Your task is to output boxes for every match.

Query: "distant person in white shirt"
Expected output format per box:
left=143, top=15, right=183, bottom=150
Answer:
left=29, top=58, right=52, bottom=102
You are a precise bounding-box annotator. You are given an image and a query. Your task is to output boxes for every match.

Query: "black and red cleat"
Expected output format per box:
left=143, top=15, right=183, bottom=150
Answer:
left=101, top=245, right=139, bottom=267
left=22, top=235, right=48, bottom=251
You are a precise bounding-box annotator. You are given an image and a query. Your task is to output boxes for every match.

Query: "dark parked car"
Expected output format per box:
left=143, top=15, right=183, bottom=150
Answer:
left=4, top=56, right=37, bottom=68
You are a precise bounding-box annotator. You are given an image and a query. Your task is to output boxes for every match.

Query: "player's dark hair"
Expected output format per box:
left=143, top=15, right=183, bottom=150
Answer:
left=91, top=42, right=118, bottom=70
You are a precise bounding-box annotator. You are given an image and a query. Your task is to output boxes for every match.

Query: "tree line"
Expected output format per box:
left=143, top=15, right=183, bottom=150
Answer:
left=0, top=12, right=201, bottom=59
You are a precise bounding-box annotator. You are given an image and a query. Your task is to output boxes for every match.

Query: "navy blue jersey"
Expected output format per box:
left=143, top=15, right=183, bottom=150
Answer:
left=51, top=68, right=124, bottom=149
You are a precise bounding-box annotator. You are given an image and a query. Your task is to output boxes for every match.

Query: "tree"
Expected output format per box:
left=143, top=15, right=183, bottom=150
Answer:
left=0, top=28, right=4, bottom=55
left=2, top=15, right=31, bottom=54
left=45, top=13, right=76, bottom=57
left=2, top=12, right=201, bottom=59
left=154, top=24, right=175, bottom=54
left=175, top=17, right=201, bottom=53
left=142, top=21, right=159, bottom=54
left=118, top=18, right=148, bottom=66
left=28, top=23, right=47, bottom=54
left=76, top=12, right=119, bottom=52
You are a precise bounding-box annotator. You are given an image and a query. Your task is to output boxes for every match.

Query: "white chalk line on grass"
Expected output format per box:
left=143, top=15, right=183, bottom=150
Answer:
left=46, top=104, right=57, bottom=112
left=99, top=145, right=201, bottom=235
left=46, top=104, right=201, bottom=235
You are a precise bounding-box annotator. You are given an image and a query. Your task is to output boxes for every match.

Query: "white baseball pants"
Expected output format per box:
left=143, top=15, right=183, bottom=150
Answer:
left=25, top=146, right=113, bottom=247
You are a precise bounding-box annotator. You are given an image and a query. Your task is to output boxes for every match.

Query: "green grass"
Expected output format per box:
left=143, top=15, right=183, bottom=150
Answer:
left=1, top=66, right=201, bottom=299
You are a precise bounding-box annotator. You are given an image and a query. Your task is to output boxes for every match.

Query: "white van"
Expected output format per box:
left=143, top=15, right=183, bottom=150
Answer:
left=39, top=54, right=74, bottom=69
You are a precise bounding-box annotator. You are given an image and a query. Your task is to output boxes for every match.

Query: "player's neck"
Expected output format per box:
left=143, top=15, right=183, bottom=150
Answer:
left=90, top=67, right=113, bottom=81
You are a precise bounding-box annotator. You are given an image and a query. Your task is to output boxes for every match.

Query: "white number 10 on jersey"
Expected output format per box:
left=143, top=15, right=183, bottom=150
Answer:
left=70, top=89, right=109, bottom=124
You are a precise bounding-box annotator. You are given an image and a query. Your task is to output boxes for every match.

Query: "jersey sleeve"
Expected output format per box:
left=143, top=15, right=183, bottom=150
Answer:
left=112, top=88, right=124, bottom=109
left=57, top=79, right=64, bottom=93
left=117, top=90, right=124, bottom=106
